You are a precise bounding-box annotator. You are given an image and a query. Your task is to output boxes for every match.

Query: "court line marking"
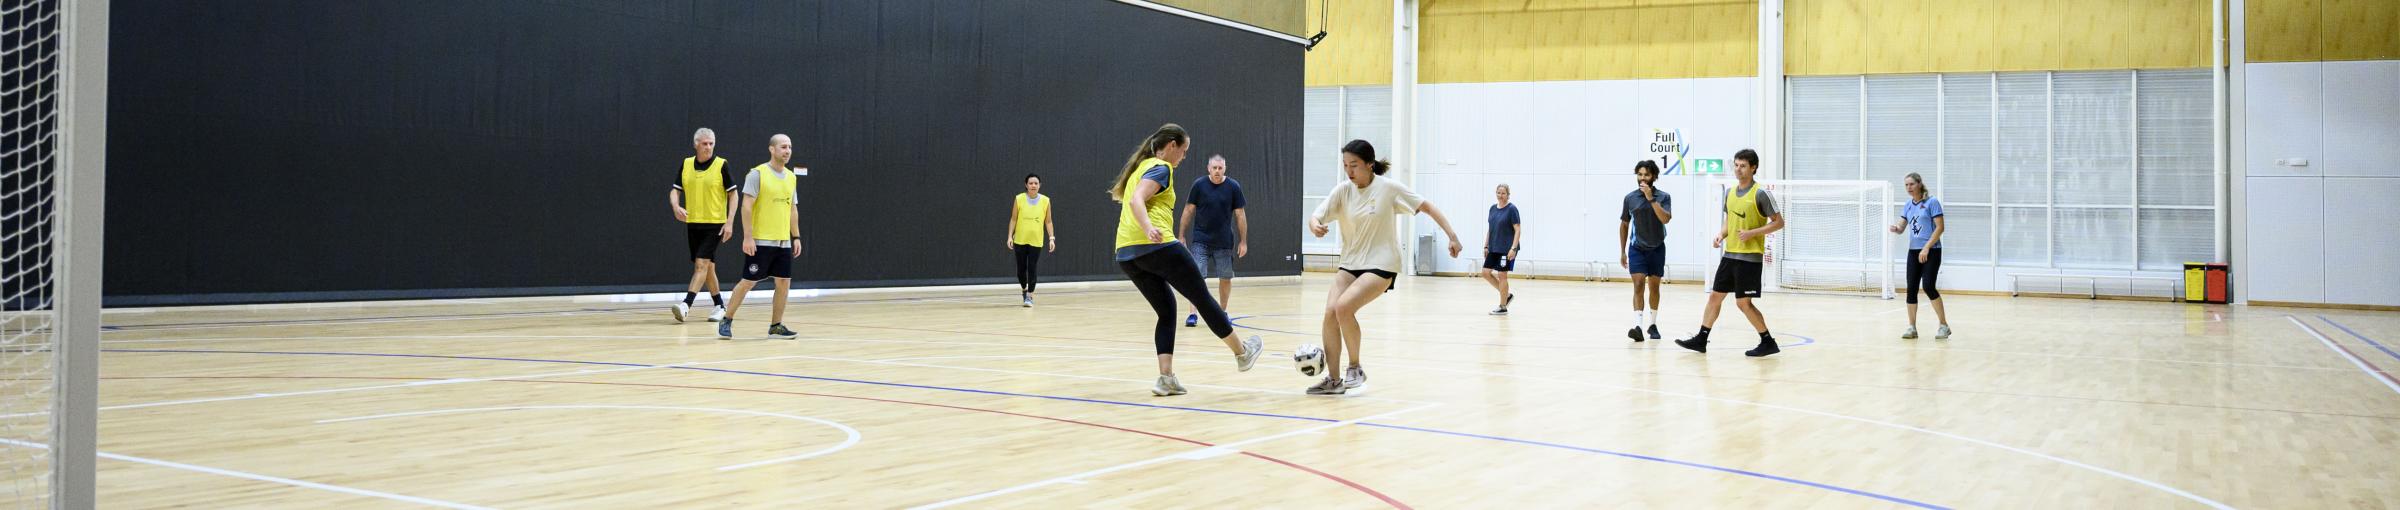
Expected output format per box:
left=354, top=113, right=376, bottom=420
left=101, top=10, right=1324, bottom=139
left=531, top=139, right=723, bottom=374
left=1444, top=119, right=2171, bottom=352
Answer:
left=109, top=349, right=1947, bottom=508
left=908, top=403, right=1445, bottom=509
left=778, top=353, right=1441, bottom=404
left=95, top=333, right=2390, bottom=419
left=0, top=353, right=824, bottom=419
left=2317, top=315, right=2400, bottom=364
left=104, top=374, right=1412, bottom=508
left=317, top=405, right=862, bottom=471
left=2286, top=316, right=2400, bottom=396
left=1369, top=360, right=2233, bottom=510
left=0, top=437, right=492, bottom=509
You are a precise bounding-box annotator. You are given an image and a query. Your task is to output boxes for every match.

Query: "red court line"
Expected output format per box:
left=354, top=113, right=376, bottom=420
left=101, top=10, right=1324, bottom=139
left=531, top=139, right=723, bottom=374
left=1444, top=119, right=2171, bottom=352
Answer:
left=2292, top=320, right=2400, bottom=390
left=104, top=375, right=1410, bottom=509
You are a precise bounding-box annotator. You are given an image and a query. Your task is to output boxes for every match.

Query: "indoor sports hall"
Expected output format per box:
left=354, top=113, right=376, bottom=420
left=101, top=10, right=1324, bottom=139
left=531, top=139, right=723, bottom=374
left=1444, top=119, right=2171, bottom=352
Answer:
left=5, top=0, right=2396, bottom=508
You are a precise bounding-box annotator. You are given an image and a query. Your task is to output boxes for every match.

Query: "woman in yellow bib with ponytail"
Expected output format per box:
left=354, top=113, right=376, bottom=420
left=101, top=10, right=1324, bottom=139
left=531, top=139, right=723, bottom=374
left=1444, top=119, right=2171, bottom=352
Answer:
left=1108, top=123, right=1262, bottom=397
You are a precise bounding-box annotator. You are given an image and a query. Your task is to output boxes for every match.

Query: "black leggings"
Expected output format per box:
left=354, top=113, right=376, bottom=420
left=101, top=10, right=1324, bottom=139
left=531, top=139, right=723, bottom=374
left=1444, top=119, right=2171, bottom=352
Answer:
left=1906, top=248, right=1942, bottom=304
left=1012, top=244, right=1042, bottom=293
left=1118, top=244, right=1234, bottom=355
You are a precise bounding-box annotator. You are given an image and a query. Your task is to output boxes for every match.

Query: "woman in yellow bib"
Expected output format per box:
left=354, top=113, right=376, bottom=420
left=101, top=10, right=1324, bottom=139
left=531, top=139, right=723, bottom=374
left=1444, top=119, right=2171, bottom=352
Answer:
left=1108, top=123, right=1262, bottom=397
left=1006, top=173, right=1054, bottom=307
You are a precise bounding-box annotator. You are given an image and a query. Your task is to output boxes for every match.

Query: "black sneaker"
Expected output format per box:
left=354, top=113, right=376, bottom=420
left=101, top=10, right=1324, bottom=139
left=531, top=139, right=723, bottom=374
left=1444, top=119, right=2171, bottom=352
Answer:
left=1647, top=324, right=1661, bottom=340
left=1627, top=327, right=1644, bottom=342
left=1745, top=337, right=1781, bottom=357
left=1675, top=336, right=1708, bottom=353
left=767, top=323, right=798, bottom=338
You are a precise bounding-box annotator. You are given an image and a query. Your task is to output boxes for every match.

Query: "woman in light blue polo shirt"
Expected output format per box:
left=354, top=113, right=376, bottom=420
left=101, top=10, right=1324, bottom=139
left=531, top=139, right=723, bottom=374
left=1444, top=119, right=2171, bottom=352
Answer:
left=1888, top=172, right=1950, bottom=340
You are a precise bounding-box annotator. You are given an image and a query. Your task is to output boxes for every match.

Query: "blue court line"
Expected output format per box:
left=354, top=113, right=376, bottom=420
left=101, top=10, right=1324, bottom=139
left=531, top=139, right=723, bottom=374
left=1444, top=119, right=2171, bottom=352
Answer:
left=104, top=347, right=1945, bottom=508
left=2317, top=316, right=2400, bottom=364
left=1359, top=422, right=1941, bottom=509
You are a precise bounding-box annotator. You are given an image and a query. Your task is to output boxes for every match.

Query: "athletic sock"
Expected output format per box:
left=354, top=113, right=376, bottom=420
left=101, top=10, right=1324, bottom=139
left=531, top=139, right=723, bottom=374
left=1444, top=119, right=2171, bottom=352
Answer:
left=683, top=292, right=697, bottom=306
left=709, top=293, right=724, bottom=306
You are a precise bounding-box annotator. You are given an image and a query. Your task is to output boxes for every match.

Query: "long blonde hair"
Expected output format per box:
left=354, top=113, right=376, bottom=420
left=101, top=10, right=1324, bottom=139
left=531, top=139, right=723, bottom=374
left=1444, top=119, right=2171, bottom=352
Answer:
left=1107, top=123, right=1189, bottom=202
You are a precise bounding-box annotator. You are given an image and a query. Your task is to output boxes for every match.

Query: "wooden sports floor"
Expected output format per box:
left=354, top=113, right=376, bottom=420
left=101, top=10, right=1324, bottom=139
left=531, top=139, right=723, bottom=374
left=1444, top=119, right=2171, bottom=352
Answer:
left=25, top=273, right=2400, bottom=508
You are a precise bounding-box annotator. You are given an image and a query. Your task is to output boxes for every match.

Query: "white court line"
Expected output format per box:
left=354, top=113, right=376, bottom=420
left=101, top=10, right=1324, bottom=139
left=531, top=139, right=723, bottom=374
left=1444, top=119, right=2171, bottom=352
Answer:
left=0, top=437, right=491, bottom=509
left=910, top=402, right=1442, bottom=509
left=0, top=353, right=827, bottom=419
left=317, top=405, right=862, bottom=471
left=873, top=355, right=1142, bottom=363
left=1373, top=361, right=2235, bottom=510
left=2287, top=316, right=2400, bottom=396
left=103, top=309, right=639, bottom=333
left=765, top=353, right=1439, bottom=405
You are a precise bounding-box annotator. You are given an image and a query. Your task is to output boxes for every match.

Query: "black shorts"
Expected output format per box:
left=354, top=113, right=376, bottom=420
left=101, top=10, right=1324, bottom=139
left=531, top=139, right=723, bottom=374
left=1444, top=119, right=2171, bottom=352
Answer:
left=686, top=224, right=725, bottom=260
left=1711, top=257, right=1763, bottom=298
left=1340, top=267, right=1398, bottom=292
left=1482, top=252, right=1515, bottom=272
left=741, top=244, right=795, bottom=281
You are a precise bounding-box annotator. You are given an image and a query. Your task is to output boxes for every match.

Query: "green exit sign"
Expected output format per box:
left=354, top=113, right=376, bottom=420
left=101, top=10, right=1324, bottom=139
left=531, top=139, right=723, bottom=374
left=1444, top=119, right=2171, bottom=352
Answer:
left=1690, top=158, right=1725, bottom=175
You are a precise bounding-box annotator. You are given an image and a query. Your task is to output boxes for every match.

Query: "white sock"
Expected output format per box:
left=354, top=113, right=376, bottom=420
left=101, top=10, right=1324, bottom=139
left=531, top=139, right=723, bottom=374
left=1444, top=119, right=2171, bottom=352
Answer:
left=1646, top=310, right=1657, bottom=327
left=1633, top=311, right=1645, bottom=329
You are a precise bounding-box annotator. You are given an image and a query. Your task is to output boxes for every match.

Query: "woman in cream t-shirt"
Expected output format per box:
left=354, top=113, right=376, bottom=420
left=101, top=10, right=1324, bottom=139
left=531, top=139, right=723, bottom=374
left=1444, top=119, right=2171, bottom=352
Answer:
left=1306, top=139, right=1464, bottom=395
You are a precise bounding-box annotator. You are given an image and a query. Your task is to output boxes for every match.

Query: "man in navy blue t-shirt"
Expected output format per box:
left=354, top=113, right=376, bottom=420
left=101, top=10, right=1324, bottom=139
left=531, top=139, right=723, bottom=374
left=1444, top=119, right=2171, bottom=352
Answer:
left=1178, top=155, right=1247, bottom=327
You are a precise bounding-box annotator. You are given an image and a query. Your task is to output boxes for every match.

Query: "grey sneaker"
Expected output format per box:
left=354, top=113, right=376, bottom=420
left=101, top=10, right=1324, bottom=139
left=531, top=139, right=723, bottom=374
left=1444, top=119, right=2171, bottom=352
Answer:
left=1235, top=335, right=1264, bottom=372
left=1902, top=326, right=1918, bottom=339
left=1489, top=307, right=1509, bottom=316
left=767, top=323, right=798, bottom=338
left=1305, top=376, right=1346, bottom=395
left=1936, top=324, right=1952, bottom=339
left=1151, top=374, right=1187, bottom=396
left=1340, top=365, right=1366, bottom=390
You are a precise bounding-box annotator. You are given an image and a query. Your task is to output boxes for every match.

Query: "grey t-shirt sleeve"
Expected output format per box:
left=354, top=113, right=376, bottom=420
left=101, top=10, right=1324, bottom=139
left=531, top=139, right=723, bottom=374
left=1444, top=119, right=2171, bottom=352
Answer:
left=1620, top=193, right=1634, bottom=221
left=1755, top=190, right=1778, bottom=218
left=1142, top=164, right=1171, bottom=188
left=741, top=169, right=761, bottom=197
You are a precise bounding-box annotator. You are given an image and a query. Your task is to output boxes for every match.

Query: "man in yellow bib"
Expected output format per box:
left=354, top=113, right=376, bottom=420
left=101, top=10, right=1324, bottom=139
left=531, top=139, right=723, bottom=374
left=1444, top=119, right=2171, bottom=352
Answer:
left=1676, top=149, right=1786, bottom=357
left=718, top=134, right=804, bottom=339
left=668, top=128, right=738, bottom=323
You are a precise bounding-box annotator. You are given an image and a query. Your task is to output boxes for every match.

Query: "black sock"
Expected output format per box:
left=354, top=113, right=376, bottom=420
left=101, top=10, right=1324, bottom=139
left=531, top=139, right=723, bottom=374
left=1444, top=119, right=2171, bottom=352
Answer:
left=1759, top=331, right=1775, bottom=342
left=1697, top=326, right=1712, bottom=338
left=709, top=293, right=723, bottom=306
left=683, top=292, right=696, bottom=306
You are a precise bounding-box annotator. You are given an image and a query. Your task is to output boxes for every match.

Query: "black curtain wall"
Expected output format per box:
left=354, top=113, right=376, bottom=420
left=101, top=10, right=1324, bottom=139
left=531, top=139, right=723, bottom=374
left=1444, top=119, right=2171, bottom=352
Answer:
left=106, top=1, right=1303, bottom=305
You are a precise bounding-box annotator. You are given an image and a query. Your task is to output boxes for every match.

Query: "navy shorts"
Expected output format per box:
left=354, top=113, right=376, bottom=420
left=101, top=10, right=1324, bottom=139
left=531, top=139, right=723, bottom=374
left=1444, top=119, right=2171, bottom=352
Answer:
left=741, top=245, right=795, bottom=281
left=1627, top=244, right=1665, bottom=276
left=1482, top=252, right=1515, bottom=272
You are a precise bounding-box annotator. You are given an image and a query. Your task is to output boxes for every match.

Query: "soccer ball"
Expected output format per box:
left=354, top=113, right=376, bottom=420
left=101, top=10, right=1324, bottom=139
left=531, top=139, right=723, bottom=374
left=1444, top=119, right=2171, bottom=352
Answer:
left=1294, top=344, right=1326, bottom=377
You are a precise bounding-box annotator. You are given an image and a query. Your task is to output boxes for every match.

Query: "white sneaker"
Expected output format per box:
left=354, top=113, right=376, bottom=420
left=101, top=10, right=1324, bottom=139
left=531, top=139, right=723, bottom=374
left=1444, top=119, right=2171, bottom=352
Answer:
left=1936, top=325, right=1952, bottom=339
left=1235, top=335, right=1264, bottom=372
left=671, top=302, right=689, bottom=323
left=1902, top=326, right=1917, bottom=339
left=706, top=305, right=726, bottom=322
left=1151, top=374, right=1187, bottom=396
left=1341, top=365, right=1366, bottom=390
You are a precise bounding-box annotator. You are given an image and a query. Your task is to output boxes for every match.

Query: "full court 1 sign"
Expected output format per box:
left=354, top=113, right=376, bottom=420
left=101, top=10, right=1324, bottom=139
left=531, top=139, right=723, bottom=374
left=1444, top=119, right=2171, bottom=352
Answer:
left=1647, top=129, right=1722, bottom=175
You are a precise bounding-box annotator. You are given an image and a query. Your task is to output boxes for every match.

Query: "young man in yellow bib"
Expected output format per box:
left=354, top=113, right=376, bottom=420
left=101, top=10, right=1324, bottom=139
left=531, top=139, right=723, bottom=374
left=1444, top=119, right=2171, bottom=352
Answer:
left=718, top=134, right=805, bottom=339
left=1675, top=149, right=1785, bottom=357
left=667, top=128, right=739, bottom=322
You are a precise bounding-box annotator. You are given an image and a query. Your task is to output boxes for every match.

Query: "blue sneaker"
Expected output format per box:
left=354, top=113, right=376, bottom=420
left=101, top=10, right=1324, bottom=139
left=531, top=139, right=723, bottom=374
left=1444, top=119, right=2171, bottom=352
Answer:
left=1184, top=313, right=1199, bottom=327
left=717, top=319, right=733, bottom=338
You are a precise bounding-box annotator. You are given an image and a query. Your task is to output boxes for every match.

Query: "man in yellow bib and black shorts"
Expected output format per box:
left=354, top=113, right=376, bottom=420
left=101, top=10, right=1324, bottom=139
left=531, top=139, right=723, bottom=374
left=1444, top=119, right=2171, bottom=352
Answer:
left=1675, top=149, right=1786, bottom=357
left=718, top=134, right=804, bottom=339
left=668, top=128, right=739, bottom=323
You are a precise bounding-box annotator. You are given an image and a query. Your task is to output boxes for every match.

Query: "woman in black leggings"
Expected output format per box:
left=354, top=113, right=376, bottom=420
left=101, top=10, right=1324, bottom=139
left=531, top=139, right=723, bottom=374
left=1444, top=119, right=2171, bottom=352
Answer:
left=1006, top=174, right=1053, bottom=307
left=1888, top=173, right=1950, bottom=339
left=1106, top=123, right=1263, bottom=396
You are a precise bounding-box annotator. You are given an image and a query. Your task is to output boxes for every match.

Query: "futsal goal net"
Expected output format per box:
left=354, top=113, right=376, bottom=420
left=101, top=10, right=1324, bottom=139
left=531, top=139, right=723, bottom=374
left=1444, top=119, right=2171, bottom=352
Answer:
left=1700, top=179, right=1896, bottom=299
